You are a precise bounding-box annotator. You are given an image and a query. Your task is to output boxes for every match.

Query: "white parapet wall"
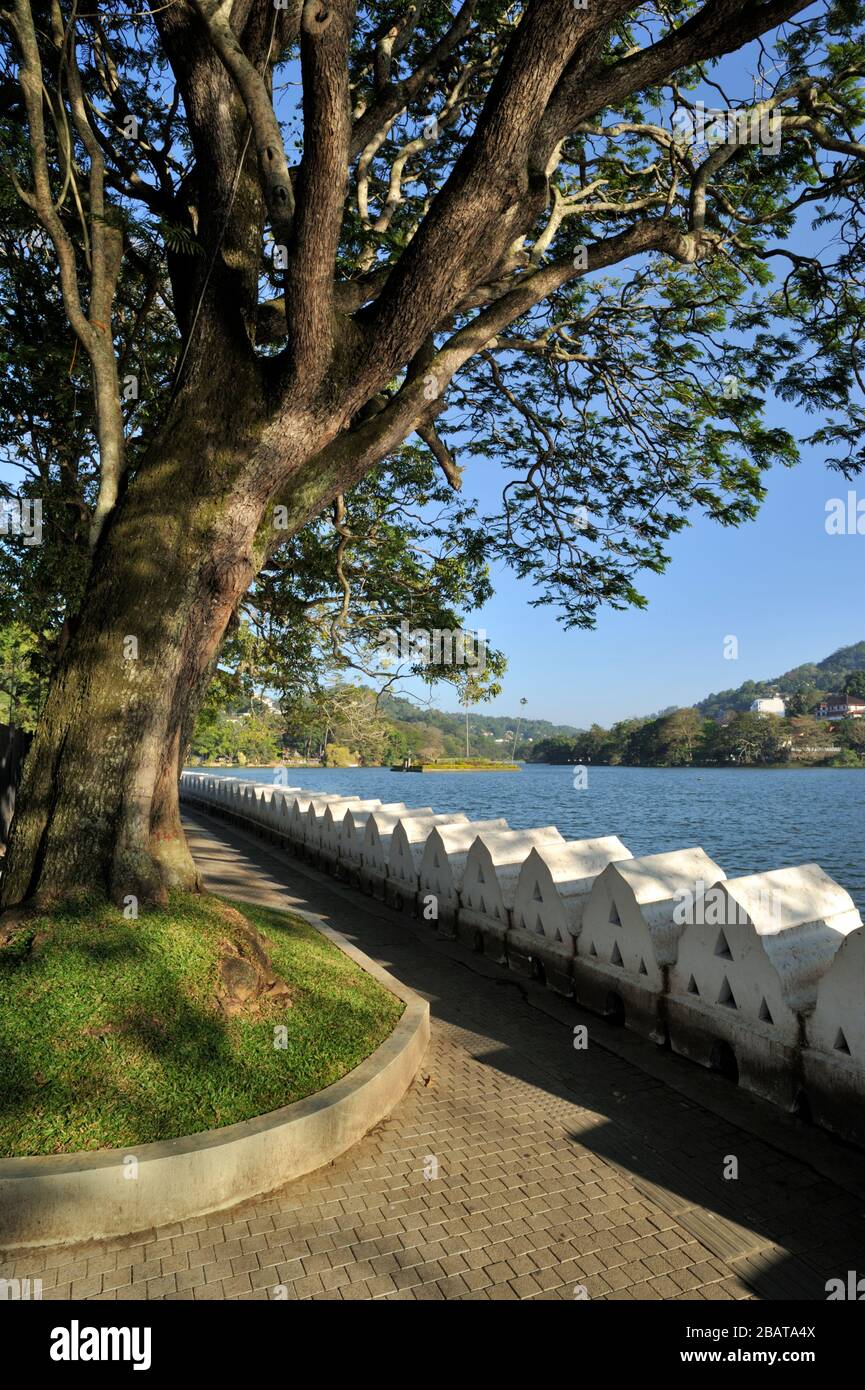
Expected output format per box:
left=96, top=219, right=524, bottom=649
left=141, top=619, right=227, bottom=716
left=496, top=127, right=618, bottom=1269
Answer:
left=385, top=814, right=480, bottom=912
left=415, top=819, right=513, bottom=935
left=455, top=827, right=566, bottom=959
left=314, top=799, right=384, bottom=867
left=508, top=837, right=633, bottom=995
left=357, top=807, right=437, bottom=897
left=264, top=784, right=305, bottom=840
left=287, top=793, right=349, bottom=849
left=337, top=804, right=409, bottom=882
left=803, top=925, right=865, bottom=1142
left=259, top=787, right=303, bottom=837
left=177, top=771, right=865, bottom=1145
left=668, top=864, right=861, bottom=1109
left=182, top=774, right=244, bottom=820
left=249, top=784, right=302, bottom=828
left=180, top=774, right=308, bottom=843
left=575, top=847, right=726, bottom=1039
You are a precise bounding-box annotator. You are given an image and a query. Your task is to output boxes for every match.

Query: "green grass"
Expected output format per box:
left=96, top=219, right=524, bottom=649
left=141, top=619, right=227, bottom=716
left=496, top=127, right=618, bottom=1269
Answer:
left=0, top=893, right=404, bottom=1157
left=425, top=763, right=519, bottom=772
left=398, top=758, right=520, bottom=772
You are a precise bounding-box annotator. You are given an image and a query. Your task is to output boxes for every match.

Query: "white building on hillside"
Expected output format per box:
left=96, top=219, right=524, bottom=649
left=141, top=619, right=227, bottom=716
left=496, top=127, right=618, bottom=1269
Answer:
left=750, top=695, right=786, bottom=716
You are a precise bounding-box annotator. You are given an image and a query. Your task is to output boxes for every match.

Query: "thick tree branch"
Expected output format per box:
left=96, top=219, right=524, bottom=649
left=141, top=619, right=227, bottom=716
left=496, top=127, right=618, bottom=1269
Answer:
left=535, top=0, right=813, bottom=166
left=350, top=0, right=475, bottom=159
left=417, top=422, right=461, bottom=489
left=270, top=218, right=710, bottom=538
left=359, top=0, right=634, bottom=382
left=190, top=0, right=294, bottom=244
left=285, top=0, right=355, bottom=382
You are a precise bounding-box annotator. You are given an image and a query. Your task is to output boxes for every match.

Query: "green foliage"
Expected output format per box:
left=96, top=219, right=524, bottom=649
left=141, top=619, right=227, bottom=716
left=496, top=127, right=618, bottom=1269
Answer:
left=156, top=221, right=204, bottom=257
left=530, top=704, right=864, bottom=768
left=189, top=707, right=282, bottom=766
left=254, top=445, right=506, bottom=701
left=191, top=633, right=865, bottom=769
left=325, top=744, right=354, bottom=767
left=830, top=747, right=865, bottom=767
left=0, top=622, right=42, bottom=729
left=784, top=688, right=820, bottom=718
left=838, top=716, right=865, bottom=752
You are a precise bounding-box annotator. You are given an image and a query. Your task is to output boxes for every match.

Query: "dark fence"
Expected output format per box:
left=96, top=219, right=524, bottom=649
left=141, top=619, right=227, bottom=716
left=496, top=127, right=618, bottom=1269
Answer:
left=0, top=724, right=32, bottom=847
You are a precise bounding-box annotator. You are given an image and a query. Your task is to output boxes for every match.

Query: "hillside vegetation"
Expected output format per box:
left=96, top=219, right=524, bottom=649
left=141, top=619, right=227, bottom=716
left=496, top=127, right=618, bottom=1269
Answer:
left=181, top=643, right=865, bottom=768
left=695, top=642, right=865, bottom=720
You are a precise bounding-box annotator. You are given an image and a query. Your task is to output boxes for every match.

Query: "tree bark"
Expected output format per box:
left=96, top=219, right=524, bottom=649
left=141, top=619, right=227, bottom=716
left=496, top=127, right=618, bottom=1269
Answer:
left=0, top=360, right=286, bottom=910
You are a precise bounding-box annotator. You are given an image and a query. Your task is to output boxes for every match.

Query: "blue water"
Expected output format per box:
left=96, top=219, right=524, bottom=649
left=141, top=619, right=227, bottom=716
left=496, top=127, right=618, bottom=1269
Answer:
left=185, top=764, right=865, bottom=914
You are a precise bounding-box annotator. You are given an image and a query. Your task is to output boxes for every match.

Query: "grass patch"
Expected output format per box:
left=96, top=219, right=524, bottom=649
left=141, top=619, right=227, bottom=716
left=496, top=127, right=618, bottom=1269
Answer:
left=397, top=758, right=520, bottom=772
left=0, top=892, right=403, bottom=1157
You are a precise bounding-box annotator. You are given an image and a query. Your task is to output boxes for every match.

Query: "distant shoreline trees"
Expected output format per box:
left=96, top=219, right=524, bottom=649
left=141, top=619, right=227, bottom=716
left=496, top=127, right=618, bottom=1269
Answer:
left=528, top=708, right=865, bottom=769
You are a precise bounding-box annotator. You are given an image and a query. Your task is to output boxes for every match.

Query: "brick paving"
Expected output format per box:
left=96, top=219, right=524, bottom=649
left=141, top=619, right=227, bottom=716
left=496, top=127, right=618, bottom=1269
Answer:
left=3, top=810, right=865, bottom=1302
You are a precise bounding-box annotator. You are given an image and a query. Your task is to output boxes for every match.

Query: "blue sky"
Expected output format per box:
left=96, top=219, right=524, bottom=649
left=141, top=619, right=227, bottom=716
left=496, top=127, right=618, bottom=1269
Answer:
left=432, top=427, right=864, bottom=726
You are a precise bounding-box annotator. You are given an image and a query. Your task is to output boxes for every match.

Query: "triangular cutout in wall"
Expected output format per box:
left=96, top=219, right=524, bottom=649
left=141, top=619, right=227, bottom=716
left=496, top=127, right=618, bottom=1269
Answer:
left=589, top=941, right=598, bottom=957
left=718, top=976, right=737, bottom=1009
left=687, top=975, right=700, bottom=995
left=477, top=864, right=485, bottom=884
left=611, top=941, right=624, bottom=967
left=714, top=930, right=733, bottom=960
left=532, top=881, right=543, bottom=902
left=758, top=997, right=774, bottom=1024
left=834, top=1027, right=851, bottom=1055
left=639, top=958, right=648, bottom=976
left=609, top=903, right=622, bottom=926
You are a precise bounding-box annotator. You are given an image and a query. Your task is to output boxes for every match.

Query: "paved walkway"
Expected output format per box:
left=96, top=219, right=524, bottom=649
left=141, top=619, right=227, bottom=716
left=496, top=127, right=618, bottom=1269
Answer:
left=5, top=810, right=865, bottom=1302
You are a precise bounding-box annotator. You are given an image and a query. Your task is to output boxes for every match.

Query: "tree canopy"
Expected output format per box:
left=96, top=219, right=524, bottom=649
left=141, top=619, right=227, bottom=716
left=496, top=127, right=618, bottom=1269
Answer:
left=5, top=0, right=865, bottom=904
left=4, top=0, right=865, bottom=663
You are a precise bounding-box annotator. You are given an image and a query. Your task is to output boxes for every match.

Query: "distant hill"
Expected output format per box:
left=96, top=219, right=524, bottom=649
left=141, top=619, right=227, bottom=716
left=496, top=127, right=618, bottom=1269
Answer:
left=694, top=641, right=865, bottom=720
left=375, top=641, right=865, bottom=744
left=378, top=692, right=581, bottom=751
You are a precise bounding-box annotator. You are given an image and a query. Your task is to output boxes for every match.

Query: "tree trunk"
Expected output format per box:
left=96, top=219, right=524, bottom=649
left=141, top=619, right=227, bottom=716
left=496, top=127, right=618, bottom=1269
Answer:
left=1, top=367, right=287, bottom=910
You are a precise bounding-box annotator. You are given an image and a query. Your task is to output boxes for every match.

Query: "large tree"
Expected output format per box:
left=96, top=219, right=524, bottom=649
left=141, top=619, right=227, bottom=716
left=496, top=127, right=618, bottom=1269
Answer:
left=2, top=0, right=865, bottom=906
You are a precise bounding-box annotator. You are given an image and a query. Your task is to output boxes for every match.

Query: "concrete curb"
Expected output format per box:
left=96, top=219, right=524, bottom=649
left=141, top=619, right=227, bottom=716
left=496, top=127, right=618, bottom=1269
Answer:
left=0, top=921, right=429, bottom=1251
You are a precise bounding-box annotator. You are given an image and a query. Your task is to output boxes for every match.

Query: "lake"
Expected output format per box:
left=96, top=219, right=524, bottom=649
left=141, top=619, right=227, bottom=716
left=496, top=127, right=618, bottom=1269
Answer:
left=185, top=763, right=865, bottom=915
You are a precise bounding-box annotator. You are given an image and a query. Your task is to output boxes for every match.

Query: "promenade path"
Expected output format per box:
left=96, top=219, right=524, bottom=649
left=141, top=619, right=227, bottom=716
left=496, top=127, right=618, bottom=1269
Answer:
left=4, top=808, right=865, bottom=1302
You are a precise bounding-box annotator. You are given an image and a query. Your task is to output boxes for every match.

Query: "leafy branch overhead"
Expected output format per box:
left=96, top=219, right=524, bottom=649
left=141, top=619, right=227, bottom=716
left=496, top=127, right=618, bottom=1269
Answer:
left=3, top=0, right=865, bottom=643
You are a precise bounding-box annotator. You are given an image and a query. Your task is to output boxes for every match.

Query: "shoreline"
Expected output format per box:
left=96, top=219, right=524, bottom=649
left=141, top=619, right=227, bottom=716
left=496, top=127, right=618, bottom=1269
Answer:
left=525, top=761, right=863, bottom=771
left=187, top=761, right=862, bottom=773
